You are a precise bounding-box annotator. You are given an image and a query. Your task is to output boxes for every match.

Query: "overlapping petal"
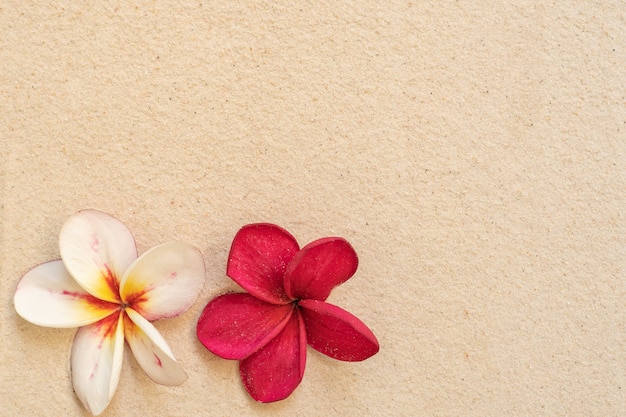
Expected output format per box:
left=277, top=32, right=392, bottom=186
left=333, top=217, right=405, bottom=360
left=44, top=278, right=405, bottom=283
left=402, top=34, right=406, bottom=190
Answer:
left=124, top=308, right=187, bottom=385
left=71, top=312, right=125, bottom=416
left=60, top=210, right=137, bottom=303
left=197, top=293, right=294, bottom=360
left=284, top=237, right=358, bottom=301
left=120, top=242, right=205, bottom=321
left=298, top=299, right=379, bottom=361
left=239, top=310, right=307, bottom=402
left=14, top=260, right=119, bottom=328
left=227, top=223, right=299, bottom=304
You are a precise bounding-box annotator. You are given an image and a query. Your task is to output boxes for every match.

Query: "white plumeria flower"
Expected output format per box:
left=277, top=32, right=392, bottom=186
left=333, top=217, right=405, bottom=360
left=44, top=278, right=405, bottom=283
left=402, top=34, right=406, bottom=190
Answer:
left=14, top=210, right=205, bottom=416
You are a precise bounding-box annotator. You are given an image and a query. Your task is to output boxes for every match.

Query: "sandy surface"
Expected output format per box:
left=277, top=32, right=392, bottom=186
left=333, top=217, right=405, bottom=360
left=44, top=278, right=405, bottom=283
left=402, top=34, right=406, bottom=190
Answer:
left=1, top=2, right=624, bottom=416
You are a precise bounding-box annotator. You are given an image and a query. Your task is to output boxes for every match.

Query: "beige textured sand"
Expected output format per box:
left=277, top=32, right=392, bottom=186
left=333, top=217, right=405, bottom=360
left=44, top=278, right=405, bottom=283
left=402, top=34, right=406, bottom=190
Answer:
left=1, top=2, right=624, bottom=416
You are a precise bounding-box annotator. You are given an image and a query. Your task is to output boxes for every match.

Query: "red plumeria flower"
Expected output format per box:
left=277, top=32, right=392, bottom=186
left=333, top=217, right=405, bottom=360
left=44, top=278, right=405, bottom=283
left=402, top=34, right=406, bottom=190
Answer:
left=196, top=223, right=379, bottom=402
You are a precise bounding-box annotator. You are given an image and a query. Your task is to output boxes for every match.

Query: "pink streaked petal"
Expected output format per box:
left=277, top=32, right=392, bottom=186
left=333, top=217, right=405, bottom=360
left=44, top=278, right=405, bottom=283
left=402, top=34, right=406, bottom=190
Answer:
left=14, top=260, right=119, bottom=328
left=239, top=309, right=306, bottom=402
left=60, top=210, right=137, bottom=303
left=298, top=299, right=379, bottom=361
left=227, top=223, right=300, bottom=304
left=197, top=293, right=294, bottom=360
left=124, top=308, right=187, bottom=385
left=284, top=237, right=358, bottom=301
left=71, top=312, right=125, bottom=416
left=120, top=242, right=205, bottom=321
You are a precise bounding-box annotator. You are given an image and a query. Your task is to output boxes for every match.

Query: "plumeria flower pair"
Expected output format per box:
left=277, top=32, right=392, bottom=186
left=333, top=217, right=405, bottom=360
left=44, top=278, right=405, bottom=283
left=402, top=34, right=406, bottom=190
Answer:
left=14, top=211, right=379, bottom=414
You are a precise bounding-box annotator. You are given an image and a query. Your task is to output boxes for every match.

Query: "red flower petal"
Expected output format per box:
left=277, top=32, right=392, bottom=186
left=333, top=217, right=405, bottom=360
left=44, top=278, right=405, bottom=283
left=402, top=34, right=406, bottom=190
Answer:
left=227, top=224, right=300, bottom=304
left=239, top=309, right=307, bottom=402
left=196, top=293, right=294, bottom=360
left=284, top=237, right=358, bottom=301
left=299, top=299, right=379, bottom=361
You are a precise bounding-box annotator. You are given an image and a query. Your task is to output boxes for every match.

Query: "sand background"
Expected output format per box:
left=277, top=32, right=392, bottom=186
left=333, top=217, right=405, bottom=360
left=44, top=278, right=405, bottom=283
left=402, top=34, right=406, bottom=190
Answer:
left=1, top=2, right=624, bottom=416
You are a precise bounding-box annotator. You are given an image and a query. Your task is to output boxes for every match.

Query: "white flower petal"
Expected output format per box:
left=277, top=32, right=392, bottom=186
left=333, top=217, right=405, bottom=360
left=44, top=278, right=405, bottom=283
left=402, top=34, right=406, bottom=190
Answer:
left=14, top=260, right=119, bottom=328
left=71, top=313, right=125, bottom=416
left=124, top=308, right=187, bottom=385
left=60, top=210, right=137, bottom=303
left=120, top=242, right=205, bottom=321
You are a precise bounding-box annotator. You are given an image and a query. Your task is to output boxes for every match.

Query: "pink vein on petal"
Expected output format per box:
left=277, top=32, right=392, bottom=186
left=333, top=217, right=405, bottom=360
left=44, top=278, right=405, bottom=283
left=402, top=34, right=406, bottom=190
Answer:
left=90, top=236, right=99, bottom=253
left=102, top=263, right=121, bottom=302
left=60, top=289, right=119, bottom=311
left=80, top=312, right=121, bottom=381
